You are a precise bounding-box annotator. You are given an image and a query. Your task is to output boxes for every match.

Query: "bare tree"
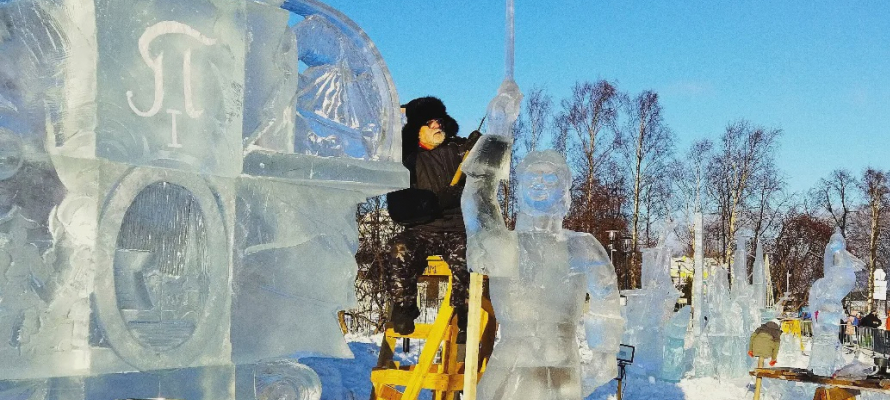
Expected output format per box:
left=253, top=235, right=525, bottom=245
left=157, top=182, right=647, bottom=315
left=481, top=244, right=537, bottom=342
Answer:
left=771, top=208, right=833, bottom=303
left=670, top=140, right=713, bottom=253
left=619, top=90, right=675, bottom=259
left=811, top=169, right=858, bottom=237
left=706, top=120, right=782, bottom=266
left=354, top=196, right=402, bottom=332
left=555, top=80, right=622, bottom=235
left=502, top=87, right=555, bottom=227
left=747, top=163, right=789, bottom=255
left=860, top=168, right=889, bottom=311
left=518, top=86, right=553, bottom=153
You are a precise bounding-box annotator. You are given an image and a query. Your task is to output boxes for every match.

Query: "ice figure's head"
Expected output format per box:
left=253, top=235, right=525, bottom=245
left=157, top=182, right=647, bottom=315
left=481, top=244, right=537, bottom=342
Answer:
left=516, top=150, right=571, bottom=217
left=823, top=229, right=865, bottom=273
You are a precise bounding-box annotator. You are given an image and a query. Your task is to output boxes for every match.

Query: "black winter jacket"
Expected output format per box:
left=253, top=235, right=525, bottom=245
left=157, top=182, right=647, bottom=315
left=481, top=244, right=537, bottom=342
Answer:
left=388, top=131, right=482, bottom=232
left=861, top=313, right=882, bottom=329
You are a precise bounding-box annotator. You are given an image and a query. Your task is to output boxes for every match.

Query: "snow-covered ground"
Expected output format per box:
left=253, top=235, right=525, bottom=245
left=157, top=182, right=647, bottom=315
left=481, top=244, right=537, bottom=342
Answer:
left=301, top=333, right=890, bottom=400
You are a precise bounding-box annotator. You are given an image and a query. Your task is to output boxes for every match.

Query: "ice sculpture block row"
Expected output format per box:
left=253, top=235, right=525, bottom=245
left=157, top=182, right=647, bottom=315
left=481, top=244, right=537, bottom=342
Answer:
left=0, top=0, right=408, bottom=383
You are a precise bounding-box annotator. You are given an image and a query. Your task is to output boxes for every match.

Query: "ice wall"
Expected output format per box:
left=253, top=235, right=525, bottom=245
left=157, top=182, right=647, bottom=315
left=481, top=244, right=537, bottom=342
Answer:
left=660, top=306, right=691, bottom=382
left=808, top=231, right=863, bottom=376
left=704, top=265, right=748, bottom=380
left=622, top=227, right=681, bottom=377
left=0, top=0, right=407, bottom=398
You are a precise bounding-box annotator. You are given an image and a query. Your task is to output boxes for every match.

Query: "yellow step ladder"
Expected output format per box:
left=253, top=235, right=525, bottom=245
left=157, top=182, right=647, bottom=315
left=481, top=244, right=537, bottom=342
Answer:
left=370, top=256, right=497, bottom=400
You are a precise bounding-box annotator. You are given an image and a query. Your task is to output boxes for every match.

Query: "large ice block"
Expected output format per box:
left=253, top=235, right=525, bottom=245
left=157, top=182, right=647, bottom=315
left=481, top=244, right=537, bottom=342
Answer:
left=462, top=135, right=624, bottom=399
left=1, top=0, right=408, bottom=398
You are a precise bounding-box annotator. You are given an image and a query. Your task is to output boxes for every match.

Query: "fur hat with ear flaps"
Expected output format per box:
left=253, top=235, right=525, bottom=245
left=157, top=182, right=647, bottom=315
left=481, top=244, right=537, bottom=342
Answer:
left=401, top=97, right=460, bottom=160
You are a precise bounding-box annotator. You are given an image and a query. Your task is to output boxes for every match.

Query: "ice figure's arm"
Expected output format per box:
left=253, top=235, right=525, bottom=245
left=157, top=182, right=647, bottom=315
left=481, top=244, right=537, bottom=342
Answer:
left=570, top=232, right=624, bottom=392
left=461, top=134, right=514, bottom=274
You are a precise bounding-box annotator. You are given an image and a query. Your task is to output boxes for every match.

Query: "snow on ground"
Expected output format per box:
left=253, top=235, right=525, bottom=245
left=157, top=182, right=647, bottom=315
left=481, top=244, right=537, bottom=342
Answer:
left=301, top=333, right=890, bottom=400
left=587, top=376, right=750, bottom=400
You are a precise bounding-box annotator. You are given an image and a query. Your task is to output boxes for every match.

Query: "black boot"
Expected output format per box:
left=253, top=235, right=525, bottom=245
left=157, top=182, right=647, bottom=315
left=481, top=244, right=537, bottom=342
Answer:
left=455, top=305, right=468, bottom=344
left=391, top=303, right=420, bottom=335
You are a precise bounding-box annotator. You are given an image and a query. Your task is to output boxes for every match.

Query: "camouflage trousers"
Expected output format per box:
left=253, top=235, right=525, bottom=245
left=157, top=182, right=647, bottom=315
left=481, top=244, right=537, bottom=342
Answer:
left=388, top=229, right=469, bottom=312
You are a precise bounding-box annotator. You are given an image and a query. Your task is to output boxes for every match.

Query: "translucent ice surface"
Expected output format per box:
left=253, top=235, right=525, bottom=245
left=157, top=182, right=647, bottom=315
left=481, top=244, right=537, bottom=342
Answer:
left=660, top=306, right=691, bottom=382
left=693, top=230, right=758, bottom=380
left=808, top=231, right=864, bottom=376
left=0, top=0, right=408, bottom=399
left=462, top=135, right=624, bottom=399
left=622, top=227, right=681, bottom=377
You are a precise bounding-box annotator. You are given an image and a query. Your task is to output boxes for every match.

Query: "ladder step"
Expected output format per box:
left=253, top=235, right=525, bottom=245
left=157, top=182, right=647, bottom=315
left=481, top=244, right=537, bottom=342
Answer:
left=385, top=324, right=436, bottom=340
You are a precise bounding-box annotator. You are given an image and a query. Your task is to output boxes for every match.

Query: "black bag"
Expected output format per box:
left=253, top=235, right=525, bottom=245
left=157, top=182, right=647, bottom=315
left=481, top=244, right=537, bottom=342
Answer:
left=386, top=188, right=440, bottom=225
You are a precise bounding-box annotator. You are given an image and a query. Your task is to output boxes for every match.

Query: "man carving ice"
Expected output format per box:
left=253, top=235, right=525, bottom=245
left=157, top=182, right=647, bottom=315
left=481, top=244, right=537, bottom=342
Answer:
left=461, top=129, right=625, bottom=398
left=386, top=97, right=481, bottom=342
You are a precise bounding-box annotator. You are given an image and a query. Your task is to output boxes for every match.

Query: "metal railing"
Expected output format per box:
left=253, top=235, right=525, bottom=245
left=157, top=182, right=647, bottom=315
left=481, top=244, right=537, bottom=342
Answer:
left=842, top=326, right=890, bottom=356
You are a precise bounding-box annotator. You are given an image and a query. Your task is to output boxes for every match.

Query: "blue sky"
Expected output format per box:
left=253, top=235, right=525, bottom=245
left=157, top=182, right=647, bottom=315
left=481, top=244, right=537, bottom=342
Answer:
left=309, top=1, right=889, bottom=194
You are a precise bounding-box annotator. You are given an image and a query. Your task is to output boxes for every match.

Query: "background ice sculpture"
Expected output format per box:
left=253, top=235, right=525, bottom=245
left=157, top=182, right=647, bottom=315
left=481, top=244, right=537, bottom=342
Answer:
left=693, top=230, right=762, bottom=380
left=461, top=134, right=624, bottom=398
left=808, top=230, right=864, bottom=376
left=621, top=226, right=681, bottom=377
left=660, top=305, right=692, bottom=382
left=0, top=0, right=408, bottom=398
left=699, top=264, right=747, bottom=380
left=731, top=231, right=761, bottom=336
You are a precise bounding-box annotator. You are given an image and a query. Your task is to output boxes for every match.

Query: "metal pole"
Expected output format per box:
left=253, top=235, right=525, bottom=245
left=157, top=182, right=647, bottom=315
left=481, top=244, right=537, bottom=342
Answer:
left=616, top=363, right=625, bottom=400
left=625, top=251, right=630, bottom=290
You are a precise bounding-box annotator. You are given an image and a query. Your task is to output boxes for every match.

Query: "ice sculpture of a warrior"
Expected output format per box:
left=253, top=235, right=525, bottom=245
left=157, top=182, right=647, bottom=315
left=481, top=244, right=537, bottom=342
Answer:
left=461, top=129, right=624, bottom=399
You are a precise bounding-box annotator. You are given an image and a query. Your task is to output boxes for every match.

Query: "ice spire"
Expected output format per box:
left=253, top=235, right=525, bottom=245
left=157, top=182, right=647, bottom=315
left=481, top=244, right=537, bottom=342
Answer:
left=692, top=213, right=704, bottom=336
left=505, top=0, right=515, bottom=80
left=485, top=0, right=522, bottom=141
left=753, top=239, right=766, bottom=311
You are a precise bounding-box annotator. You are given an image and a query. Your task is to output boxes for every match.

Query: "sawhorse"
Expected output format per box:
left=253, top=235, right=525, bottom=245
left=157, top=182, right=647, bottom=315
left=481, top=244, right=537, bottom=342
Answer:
left=370, top=256, right=497, bottom=400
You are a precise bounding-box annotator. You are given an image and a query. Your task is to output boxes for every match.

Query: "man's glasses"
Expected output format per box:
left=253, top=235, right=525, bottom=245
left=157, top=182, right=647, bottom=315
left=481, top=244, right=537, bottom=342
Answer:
left=425, top=118, right=443, bottom=129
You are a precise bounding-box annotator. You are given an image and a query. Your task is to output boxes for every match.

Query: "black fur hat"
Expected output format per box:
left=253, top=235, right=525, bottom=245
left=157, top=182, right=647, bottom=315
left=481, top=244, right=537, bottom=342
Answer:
left=401, top=97, right=460, bottom=159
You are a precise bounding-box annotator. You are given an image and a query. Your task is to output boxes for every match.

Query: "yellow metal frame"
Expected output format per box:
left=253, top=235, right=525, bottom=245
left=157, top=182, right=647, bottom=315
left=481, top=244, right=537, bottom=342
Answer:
left=370, top=256, right=497, bottom=400
left=781, top=319, right=806, bottom=351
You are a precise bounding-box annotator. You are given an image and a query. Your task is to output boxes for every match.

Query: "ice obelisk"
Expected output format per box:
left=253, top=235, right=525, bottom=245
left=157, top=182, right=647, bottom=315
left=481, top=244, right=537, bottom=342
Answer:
left=692, top=213, right=705, bottom=336
left=753, top=239, right=766, bottom=313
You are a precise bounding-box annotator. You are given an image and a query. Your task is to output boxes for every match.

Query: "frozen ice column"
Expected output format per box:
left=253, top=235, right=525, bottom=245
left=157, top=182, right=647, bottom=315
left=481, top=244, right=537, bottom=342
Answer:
left=808, top=231, right=863, bottom=376
left=462, top=134, right=624, bottom=399
left=692, top=213, right=705, bottom=337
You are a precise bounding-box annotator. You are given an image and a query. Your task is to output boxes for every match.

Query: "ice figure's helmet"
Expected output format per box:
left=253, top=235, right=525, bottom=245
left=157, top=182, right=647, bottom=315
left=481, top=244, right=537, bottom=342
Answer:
left=516, top=150, right=571, bottom=217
